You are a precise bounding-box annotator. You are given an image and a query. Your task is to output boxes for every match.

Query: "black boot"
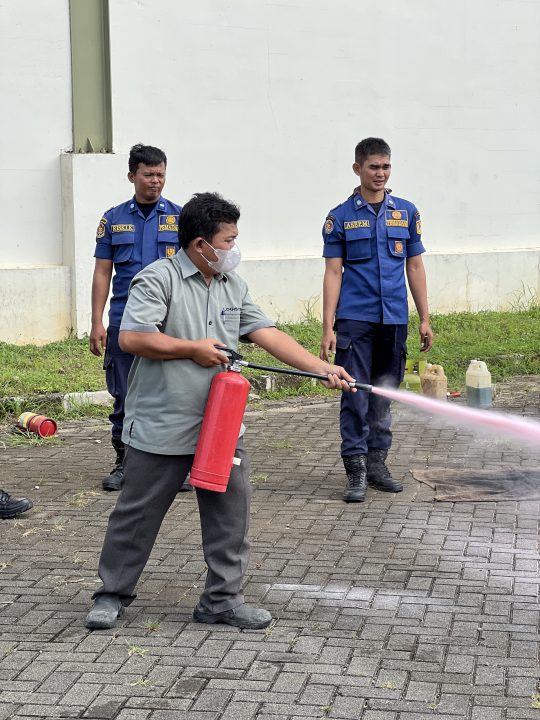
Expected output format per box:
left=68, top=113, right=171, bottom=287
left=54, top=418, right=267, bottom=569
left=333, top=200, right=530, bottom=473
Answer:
left=342, top=455, right=368, bottom=503
left=367, top=448, right=403, bottom=492
left=0, top=489, right=33, bottom=519
left=102, top=439, right=124, bottom=491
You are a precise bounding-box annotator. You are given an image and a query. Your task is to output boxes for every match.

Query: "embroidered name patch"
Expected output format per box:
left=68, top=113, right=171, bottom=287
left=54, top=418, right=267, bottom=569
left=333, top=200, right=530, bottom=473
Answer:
left=159, top=215, right=179, bottom=232
left=385, top=209, right=408, bottom=227
left=111, top=224, right=135, bottom=233
left=344, top=220, right=370, bottom=229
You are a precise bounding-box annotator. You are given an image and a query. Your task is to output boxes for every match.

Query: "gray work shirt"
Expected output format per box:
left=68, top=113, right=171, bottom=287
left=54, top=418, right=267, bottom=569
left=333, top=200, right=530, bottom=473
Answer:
left=120, top=249, right=274, bottom=454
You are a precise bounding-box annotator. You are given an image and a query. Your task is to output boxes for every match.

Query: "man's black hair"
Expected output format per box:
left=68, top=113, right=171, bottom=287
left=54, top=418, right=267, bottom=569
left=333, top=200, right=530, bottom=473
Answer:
left=128, top=144, right=167, bottom=173
left=179, top=192, right=240, bottom=249
left=355, top=137, right=391, bottom=165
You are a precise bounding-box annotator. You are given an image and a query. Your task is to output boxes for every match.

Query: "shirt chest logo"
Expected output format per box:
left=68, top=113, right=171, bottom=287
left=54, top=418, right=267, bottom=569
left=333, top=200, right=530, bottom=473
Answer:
left=221, top=306, right=241, bottom=322
left=385, top=209, right=408, bottom=227
left=159, top=214, right=179, bottom=232
left=344, top=220, right=370, bottom=229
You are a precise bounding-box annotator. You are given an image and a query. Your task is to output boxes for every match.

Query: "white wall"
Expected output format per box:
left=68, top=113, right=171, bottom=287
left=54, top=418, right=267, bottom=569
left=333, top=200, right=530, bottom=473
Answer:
left=0, top=0, right=72, bottom=266
left=108, top=0, right=540, bottom=259
left=1, top=0, right=539, bottom=344
left=61, top=153, right=129, bottom=335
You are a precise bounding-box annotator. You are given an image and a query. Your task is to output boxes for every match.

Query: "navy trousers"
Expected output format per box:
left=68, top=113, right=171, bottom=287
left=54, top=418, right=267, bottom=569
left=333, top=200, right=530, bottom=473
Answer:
left=104, top=326, right=134, bottom=443
left=334, top=320, right=408, bottom=457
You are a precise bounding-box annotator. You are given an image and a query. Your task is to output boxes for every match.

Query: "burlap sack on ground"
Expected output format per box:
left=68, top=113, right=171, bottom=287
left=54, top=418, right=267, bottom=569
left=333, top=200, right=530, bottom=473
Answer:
left=412, top=467, right=540, bottom=502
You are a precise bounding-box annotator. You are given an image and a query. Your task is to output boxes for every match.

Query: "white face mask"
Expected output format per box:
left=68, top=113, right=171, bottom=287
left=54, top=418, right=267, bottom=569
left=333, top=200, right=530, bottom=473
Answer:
left=203, top=240, right=241, bottom=273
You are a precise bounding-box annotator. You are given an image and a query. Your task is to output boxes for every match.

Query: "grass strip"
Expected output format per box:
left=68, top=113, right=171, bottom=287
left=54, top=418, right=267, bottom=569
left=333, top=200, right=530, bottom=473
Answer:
left=0, top=307, right=538, bottom=421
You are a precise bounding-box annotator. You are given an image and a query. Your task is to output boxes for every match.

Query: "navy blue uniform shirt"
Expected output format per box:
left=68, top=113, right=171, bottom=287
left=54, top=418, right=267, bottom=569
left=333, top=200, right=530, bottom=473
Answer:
left=94, top=196, right=182, bottom=325
left=322, top=191, right=425, bottom=325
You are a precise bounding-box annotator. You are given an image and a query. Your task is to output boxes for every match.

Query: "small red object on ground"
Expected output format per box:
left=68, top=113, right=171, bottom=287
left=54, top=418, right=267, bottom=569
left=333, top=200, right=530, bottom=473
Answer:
left=16, top=412, right=58, bottom=438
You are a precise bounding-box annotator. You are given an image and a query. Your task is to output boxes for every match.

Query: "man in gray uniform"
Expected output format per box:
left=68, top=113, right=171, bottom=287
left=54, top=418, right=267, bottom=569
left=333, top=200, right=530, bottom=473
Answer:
left=85, top=192, right=355, bottom=631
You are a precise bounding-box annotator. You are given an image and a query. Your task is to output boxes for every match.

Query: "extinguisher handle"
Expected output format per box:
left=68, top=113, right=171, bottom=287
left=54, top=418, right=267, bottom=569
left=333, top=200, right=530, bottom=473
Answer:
left=215, top=346, right=243, bottom=362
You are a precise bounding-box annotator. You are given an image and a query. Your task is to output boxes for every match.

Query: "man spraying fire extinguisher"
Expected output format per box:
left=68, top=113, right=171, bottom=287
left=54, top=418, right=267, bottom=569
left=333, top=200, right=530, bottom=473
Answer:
left=85, top=192, right=355, bottom=632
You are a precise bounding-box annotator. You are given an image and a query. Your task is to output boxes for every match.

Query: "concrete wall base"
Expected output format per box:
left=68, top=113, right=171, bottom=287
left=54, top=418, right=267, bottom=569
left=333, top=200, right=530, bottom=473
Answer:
left=0, top=266, right=71, bottom=345
left=1, top=248, right=537, bottom=344
left=240, top=248, right=540, bottom=323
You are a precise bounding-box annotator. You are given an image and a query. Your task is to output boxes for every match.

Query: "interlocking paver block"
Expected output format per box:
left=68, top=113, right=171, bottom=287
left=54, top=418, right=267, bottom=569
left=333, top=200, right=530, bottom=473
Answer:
left=0, top=378, right=539, bottom=720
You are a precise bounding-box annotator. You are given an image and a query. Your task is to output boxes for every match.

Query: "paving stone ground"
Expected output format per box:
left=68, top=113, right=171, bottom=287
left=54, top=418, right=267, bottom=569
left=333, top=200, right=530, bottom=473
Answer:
left=0, top=377, right=539, bottom=720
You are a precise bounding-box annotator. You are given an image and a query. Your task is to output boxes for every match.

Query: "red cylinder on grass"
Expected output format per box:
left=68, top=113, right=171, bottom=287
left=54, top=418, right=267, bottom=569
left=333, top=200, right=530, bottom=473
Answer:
left=17, top=412, right=58, bottom=438
left=190, top=371, right=251, bottom=492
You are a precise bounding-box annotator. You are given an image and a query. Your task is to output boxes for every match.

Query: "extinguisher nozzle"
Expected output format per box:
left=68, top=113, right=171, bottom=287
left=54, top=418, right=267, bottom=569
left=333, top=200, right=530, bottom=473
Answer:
left=350, top=382, right=373, bottom=392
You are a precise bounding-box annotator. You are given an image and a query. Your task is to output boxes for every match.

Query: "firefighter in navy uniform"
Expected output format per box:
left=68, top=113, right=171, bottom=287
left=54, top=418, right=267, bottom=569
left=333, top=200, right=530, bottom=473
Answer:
left=320, top=137, right=433, bottom=503
left=90, top=144, right=182, bottom=491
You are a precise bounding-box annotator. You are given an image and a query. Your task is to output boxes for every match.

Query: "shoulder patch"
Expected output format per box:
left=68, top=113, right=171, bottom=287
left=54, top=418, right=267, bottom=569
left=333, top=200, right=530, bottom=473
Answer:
left=96, top=217, right=107, bottom=240
left=324, top=214, right=336, bottom=234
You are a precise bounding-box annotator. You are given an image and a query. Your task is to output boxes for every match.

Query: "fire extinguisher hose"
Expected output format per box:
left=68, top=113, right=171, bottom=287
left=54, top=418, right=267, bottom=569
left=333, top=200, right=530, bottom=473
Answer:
left=217, top=347, right=372, bottom=392
left=239, top=360, right=372, bottom=392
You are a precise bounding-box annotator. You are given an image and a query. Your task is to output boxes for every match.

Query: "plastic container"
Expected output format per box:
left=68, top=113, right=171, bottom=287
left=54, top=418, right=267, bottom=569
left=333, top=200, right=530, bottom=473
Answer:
left=400, top=359, right=427, bottom=393
left=421, top=363, right=448, bottom=399
left=465, top=360, right=492, bottom=408
left=17, top=412, right=58, bottom=437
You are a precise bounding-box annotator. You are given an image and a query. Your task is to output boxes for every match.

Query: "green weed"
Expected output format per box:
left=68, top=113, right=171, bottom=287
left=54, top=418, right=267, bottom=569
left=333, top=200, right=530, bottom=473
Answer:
left=127, top=644, right=148, bottom=657
left=68, top=490, right=100, bottom=508
left=507, top=283, right=539, bottom=313
left=0, top=430, right=61, bottom=448
left=143, top=619, right=160, bottom=632
left=250, top=472, right=268, bottom=484
left=130, top=677, right=153, bottom=687
left=268, top=439, right=293, bottom=449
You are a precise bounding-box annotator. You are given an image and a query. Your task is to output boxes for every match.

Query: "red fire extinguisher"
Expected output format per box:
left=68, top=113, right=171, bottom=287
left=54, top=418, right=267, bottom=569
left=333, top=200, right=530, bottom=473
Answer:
left=189, top=346, right=370, bottom=493
left=190, top=369, right=251, bottom=492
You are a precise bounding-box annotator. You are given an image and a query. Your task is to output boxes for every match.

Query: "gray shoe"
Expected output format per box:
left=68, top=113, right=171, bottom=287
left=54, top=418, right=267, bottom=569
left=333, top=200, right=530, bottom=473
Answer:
left=193, top=603, right=272, bottom=629
left=85, top=594, right=124, bottom=630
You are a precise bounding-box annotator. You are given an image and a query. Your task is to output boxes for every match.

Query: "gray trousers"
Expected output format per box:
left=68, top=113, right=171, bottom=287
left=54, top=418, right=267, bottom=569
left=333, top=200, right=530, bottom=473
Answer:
left=94, top=440, right=251, bottom=613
